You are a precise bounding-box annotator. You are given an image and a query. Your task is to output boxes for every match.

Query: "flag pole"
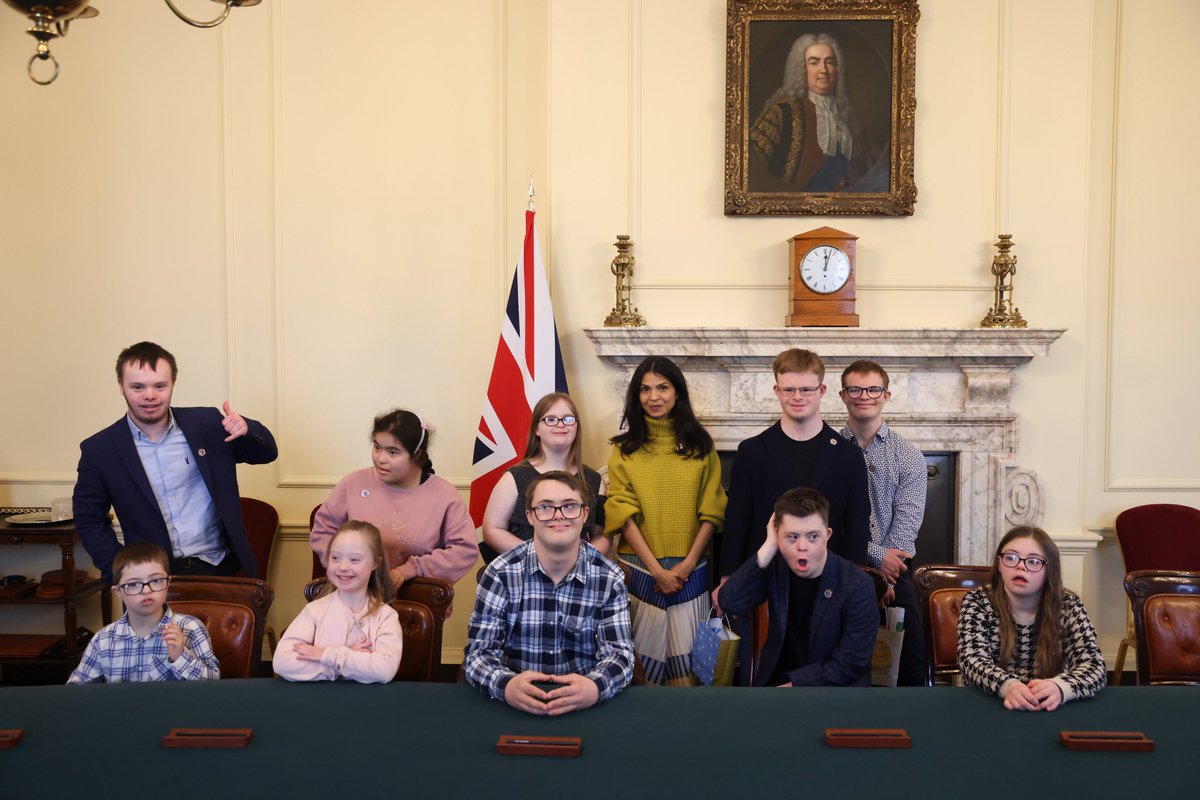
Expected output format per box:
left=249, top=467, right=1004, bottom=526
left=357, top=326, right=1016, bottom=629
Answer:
left=528, top=176, right=536, bottom=212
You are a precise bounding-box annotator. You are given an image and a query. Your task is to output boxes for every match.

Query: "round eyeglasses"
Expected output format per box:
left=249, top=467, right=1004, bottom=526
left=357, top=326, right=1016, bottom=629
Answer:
left=530, top=502, right=584, bottom=521
left=842, top=386, right=886, bottom=399
left=540, top=415, right=578, bottom=427
left=115, top=577, right=171, bottom=596
left=999, top=552, right=1046, bottom=572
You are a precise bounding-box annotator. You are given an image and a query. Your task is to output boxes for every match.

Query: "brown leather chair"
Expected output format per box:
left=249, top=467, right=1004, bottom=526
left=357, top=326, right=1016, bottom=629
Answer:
left=1112, top=505, right=1200, bottom=683
left=390, top=598, right=439, bottom=682
left=305, top=576, right=454, bottom=682
left=1124, top=570, right=1200, bottom=686
left=912, top=564, right=991, bottom=686
left=239, top=496, right=280, bottom=651
left=166, top=576, right=274, bottom=679
left=239, top=497, right=280, bottom=581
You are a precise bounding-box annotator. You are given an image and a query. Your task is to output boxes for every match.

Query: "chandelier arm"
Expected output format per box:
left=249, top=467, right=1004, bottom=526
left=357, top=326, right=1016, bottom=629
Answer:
left=27, top=51, right=60, bottom=85
left=162, top=0, right=232, bottom=29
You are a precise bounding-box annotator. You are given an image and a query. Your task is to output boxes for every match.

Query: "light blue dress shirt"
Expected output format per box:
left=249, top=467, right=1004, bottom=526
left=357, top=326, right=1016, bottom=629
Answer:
left=127, top=412, right=225, bottom=564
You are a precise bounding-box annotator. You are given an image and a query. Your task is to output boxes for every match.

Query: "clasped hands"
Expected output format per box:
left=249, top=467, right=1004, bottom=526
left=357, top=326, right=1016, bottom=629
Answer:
left=1002, top=678, right=1064, bottom=711
left=505, top=671, right=599, bottom=716
left=650, top=560, right=695, bottom=595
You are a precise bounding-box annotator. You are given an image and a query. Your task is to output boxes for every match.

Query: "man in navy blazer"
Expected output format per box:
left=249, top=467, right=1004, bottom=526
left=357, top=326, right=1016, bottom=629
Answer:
left=718, top=487, right=876, bottom=686
left=73, top=342, right=278, bottom=583
left=716, top=348, right=870, bottom=602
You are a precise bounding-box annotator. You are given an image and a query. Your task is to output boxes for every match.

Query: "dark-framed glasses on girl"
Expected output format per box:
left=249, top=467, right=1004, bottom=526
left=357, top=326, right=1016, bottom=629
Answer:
left=540, top=415, right=578, bottom=427
left=999, top=552, right=1045, bottom=572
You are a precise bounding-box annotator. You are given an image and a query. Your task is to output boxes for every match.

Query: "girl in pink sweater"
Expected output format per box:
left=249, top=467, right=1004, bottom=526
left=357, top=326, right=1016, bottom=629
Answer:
left=275, top=521, right=403, bottom=683
left=310, top=409, right=478, bottom=588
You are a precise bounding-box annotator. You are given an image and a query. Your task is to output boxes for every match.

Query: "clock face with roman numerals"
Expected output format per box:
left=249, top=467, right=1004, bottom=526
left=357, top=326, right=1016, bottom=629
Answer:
left=799, top=245, right=851, bottom=294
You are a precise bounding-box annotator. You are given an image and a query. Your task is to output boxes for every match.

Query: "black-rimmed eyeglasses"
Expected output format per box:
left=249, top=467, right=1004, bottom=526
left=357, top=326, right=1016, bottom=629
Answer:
left=999, top=552, right=1046, bottom=572
left=841, top=386, right=886, bottom=399
left=115, top=577, right=170, bottom=596
left=540, top=415, right=578, bottom=427
left=530, top=502, right=584, bottom=521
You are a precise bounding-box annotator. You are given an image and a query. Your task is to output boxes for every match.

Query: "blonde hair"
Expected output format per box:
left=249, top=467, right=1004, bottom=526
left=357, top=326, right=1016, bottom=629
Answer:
left=319, top=521, right=395, bottom=617
left=773, top=348, right=825, bottom=383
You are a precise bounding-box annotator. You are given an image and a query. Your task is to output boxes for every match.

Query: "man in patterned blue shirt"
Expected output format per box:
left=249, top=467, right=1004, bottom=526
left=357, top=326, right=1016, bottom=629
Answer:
left=465, top=471, right=634, bottom=715
left=68, top=542, right=220, bottom=683
left=839, top=359, right=928, bottom=686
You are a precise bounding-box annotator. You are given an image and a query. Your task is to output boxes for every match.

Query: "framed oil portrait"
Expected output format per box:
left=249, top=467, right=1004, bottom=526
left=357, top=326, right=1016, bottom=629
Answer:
left=724, top=0, right=919, bottom=216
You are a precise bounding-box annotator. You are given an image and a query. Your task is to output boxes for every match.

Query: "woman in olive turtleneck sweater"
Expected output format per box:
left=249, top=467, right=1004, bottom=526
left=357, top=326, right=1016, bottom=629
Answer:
left=605, top=357, right=727, bottom=686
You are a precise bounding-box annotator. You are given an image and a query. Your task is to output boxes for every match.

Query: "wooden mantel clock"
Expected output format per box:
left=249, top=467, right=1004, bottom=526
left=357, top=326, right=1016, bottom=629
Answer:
left=787, top=227, right=860, bottom=327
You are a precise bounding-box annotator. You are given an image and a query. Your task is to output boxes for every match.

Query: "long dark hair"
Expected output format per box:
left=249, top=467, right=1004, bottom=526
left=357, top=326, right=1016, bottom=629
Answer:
left=610, top=356, right=713, bottom=459
left=986, top=525, right=1066, bottom=678
left=372, top=409, right=434, bottom=474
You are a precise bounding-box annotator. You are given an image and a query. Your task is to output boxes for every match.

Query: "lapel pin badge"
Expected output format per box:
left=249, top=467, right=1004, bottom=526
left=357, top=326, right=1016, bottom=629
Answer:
left=197, top=449, right=206, bottom=457
left=824, top=589, right=833, bottom=598
left=361, top=489, right=370, bottom=498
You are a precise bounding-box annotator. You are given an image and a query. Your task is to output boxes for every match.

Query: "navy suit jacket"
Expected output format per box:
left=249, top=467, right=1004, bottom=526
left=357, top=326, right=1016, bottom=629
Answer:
left=718, top=421, right=870, bottom=577
left=72, top=407, right=277, bottom=582
left=718, top=550, right=877, bottom=686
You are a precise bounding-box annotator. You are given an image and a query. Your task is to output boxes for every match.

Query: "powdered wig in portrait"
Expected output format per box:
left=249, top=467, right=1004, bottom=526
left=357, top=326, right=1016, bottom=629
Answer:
left=763, top=32, right=858, bottom=131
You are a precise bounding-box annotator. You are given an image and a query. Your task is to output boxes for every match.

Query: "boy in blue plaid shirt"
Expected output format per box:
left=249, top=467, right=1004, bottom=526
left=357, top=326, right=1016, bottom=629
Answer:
left=466, top=470, right=634, bottom=715
left=68, top=542, right=220, bottom=683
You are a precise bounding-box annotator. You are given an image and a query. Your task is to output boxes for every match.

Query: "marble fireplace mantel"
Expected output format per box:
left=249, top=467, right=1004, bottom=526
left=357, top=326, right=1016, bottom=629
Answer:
left=584, top=327, right=1066, bottom=564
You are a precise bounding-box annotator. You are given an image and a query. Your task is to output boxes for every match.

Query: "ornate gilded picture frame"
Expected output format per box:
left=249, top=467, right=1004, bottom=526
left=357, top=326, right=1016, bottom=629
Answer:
left=724, top=0, right=919, bottom=216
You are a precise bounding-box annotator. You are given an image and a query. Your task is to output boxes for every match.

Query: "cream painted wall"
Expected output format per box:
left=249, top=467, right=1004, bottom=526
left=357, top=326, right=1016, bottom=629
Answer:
left=2, top=0, right=1197, bottom=667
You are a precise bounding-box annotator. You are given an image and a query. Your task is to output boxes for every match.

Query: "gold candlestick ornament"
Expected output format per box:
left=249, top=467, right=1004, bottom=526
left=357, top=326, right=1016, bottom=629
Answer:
left=604, top=235, right=646, bottom=327
left=980, top=234, right=1027, bottom=328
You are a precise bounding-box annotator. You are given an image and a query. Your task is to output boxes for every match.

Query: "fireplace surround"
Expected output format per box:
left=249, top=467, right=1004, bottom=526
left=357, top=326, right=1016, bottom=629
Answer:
left=585, top=327, right=1065, bottom=565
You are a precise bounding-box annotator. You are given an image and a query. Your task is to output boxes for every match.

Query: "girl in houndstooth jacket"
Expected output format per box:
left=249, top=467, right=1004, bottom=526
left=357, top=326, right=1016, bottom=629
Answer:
left=957, top=526, right=1106, bottom=710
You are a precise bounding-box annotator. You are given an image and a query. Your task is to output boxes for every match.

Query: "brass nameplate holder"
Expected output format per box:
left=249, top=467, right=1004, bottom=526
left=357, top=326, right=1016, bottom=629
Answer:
left=496, top=734, right=582, bottom=757
left=162, top=728, right=253, bottom=749
left=825, top=728, right=912, bottom=749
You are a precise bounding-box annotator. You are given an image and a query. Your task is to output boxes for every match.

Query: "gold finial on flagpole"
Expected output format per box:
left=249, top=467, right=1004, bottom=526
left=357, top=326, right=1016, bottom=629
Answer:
left=528, top=176, right=535, bottom=212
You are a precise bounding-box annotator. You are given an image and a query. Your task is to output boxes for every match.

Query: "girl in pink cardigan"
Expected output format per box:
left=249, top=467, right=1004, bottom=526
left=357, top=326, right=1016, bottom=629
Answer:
left=310, top=409, right=479, bottom=588
left=275, top=521, right=403, bottom=683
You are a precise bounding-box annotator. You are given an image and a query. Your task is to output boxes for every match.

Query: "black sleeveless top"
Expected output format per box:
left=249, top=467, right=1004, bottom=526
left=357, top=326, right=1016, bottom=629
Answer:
left=479, top=461, right=605, bottom=563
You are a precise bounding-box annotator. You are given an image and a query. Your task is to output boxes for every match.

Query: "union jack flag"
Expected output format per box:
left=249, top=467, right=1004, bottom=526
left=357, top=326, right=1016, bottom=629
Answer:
left=469, top=207, right=569, bottom=526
